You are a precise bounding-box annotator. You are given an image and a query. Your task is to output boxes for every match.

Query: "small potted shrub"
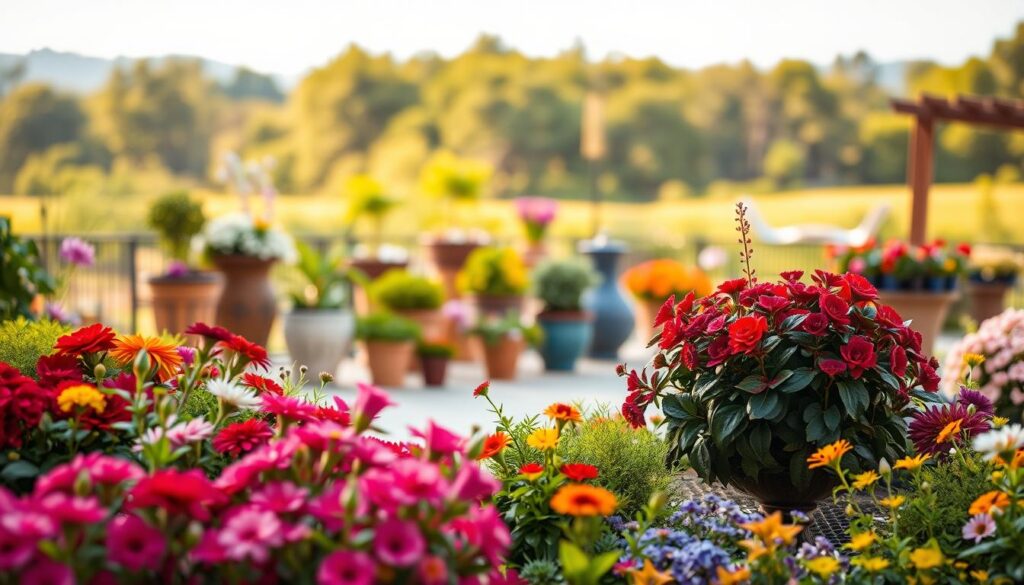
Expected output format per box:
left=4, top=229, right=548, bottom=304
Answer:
left=283, top=242, right=353, bottom=381
left=965, top=245, right=1022, bottom=324
left=418, top=340, right=454, bottom=387
left=355, top=312, right=420, bottom=387
left=458, top=246, right=529, bottom=317
left=344, top=175, right=408, bottom=312
left=471, top=312, right=541, bottom=380
left=533, top=258, right=599, bottom=371
left=622, top=258, right=711, bottom=343
left=370, top=270, right=446, bottom=339
left=146, top=191, right=223, bottom=336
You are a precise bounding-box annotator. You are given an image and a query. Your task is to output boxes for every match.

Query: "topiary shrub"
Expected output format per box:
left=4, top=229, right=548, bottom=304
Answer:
left=355, top=312, right=421, bottom=342
left=147, top=190, right=205, bottom=263
left=0, top=318, right=70, bottom=377
left=533, top=258, right=599, bottom=312
left=370, top=270, right=444, bottom=311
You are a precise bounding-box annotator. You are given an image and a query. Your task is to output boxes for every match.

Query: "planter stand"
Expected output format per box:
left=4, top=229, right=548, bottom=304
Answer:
left=877, top=290, right=958, bottom=357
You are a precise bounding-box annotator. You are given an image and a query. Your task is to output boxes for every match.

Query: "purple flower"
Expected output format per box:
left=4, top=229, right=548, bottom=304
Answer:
left=59, top=237, right=95, bottom=267
left=957, top=387, right=995, bottom=416
left=176, top=346, right=196, bottom=366
left=165, top=260, right=190, bottom=278
left=44, top=302, right=79, bottom=326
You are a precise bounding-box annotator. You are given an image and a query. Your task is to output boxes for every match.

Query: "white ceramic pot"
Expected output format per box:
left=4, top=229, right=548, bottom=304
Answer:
left=283, top=308, right=355, bottom=381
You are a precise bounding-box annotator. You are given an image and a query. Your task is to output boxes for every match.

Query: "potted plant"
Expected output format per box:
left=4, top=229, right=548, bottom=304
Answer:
left=471, top=312, right=541, bottom=380
left=533, top=258, right=599, bottom=372
left=516, top=196, right=557, bottom=268
left=370, top=270, right=447, bottom=340
left=965, top=245, right=1022, bottom=324
left=418, top=340, right=454, bottom=387
left=622, top=258, right=712, bottom=343
left=622, top=204, right=936, bottom=516
left=344, top=175, right=408, bottom=313
left=283, top=241, right=354, bottom=381
left=419, top=151, right=493, bottom=298
left=355, top=312, right=420, bottom=388
left=458, top=246, right=529, bottom=318
left=146, top=191, right=223, bottom=336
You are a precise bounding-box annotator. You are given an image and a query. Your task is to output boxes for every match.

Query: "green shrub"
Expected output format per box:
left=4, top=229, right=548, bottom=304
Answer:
left=0, top=217, right=56, bottom=321
left=900, top=453, right=993, bottom=555
left=355, top=312, right=420, bottom=342
left=370, top=270, right=444, bottom=311
left=533, top=258, right=599, bottom=312
left=146, top=190, right=205, bottom=262
left=560, top=416, right=673, bottom=515
left=0, top=318, right=70, bottom=376
left=417, top=341, right=454, bottom=358
left=471, top=312, right=542, bottom=347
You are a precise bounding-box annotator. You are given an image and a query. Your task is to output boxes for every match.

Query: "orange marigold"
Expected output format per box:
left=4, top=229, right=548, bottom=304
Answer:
left=477, top=432, right=511, bottom=460
left=544, top=402, right=582, bottom=423
left=109, top=334, right=183, bottom=381
left=549, top=484, right=617, bottom=517
left=807, top=439, right=853, bottom=469
left=969, top=490, right=1011, bottom=516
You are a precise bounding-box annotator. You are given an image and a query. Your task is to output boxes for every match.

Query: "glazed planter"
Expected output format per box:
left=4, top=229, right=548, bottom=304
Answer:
left=349, top=258, right=409, bottom=316
left=478, top=336, right=525, bottom=380
left=212, top=255, right=278, bottom=346
left=580, top=240, right=634, bottom=359
left=877, top=290, right=958, bottom=357
left=423, top=238, right=481, bottom=299
left=283, top=308, right=354, bottom=381
left=732, top=470, right=836, bottom=518
left=537, top=311, right=593, bottom=372
left=421, top=356, right=450, bottom=387
left=967, top=279, right=1013, bottom=325
left=632, top=297, right=667, bottom=345
left=148, top=272, right=223, bottom=336
left=471, top=294, right=525, bottom=319
left=363, top=340, right=415, bottom=387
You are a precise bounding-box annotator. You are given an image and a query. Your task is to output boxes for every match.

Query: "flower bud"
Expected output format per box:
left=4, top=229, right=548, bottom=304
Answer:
left=300, top=365, right=308, bottom=375
left=878, top=458, right=891, bottom=477
left=93, top=363, right=106, bottom=381
left=319, top=371, right=334, bottom=384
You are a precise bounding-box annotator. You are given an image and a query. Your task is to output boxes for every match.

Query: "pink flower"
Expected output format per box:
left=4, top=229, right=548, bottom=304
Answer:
left=353, top=382, right=396, bottom=431
left=317, top=550, right=376, bottom=585
left=962, top=513, right=996, bottom=543
left=449, top=463, right=500, bottom=502
left=59, top=237, right=95, bottom=267
left=176, top=346, right=196, bottom=366
left=448, top=505, right=510, bottom=566
left=410, top=420, right=464, bottom=457
left=391, top=459, right=445, bottom=506
left=106, top=514, right=165, bottom=571
left=216, top=506, right=284, bottom=563
left=419, top=555, right=449, bottom=585
left=35, top=493, right=105, bottom=524
left=166, top=417, right=214, bottom=447
left=35, top=453, right=143, bottom=496
left=261, top=393, right=317, bottom=422
left=0, top=507, right=56, bottom=569
left=20, top=557, right=74, bottom=585
left=374, top=517, right=425, bottom=567
left=251, top=481, right=308, bottom=515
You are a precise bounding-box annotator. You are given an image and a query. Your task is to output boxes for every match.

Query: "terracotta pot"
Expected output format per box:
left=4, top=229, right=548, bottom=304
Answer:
left=421, top=355, right=449, bottom=387
left=633, top=298, right=667, bottom=346
left=349, top=258, right=409, bottom=316
left=212, top=255, right=278, bottom=346
left=445, top=317, right=479, bottom=362
left=148, top=272, right=223, bottom=337
left=877, top=290, right=958, bottom=357
left=363, top=340, right=415, bottom=387
left=967, top=281, right=1011, bottom=325
left=283, top=308, right=354, bottom=381
left=472, top=294, right=525, bottom=319
left=395, top=308, right=447, bottom=340
left=423, top=239, right=481, bottom=299
left=478, top=336, right=524, bottom=380
left=732, top=470, right=836, bottom=518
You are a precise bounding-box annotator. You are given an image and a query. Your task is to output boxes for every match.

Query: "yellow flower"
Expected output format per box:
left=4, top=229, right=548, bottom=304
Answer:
left=625, top=559, right=673, bottom=585
left=852, top=556, right=890, bottom=572
left=715, top=566, right=751, bottom=585
left=936, top=418, right=963, bottom=444
left=56, top=384, right=106, bottom=414
left=852, top=470, right=880, bottom=490
left=970, top=569, right=989, bottom=582
left=993, top=416, right=1009, bottom=429
left=992, top=470, right=1005, bottom=482
left=739, top=539, right=768, bottom=562
left=807, top=439, right=853, bottom=469
left=880, top=495, right=906, bottom=509
left=526, top=427, right=559, bottom=451
left=909, top=547, right=944, bottom=571
left=846, top=531, right=877, bottom=552
left=109, top=334, right=183, bottom=381
left=804, top=556, right=840, bottom=578
left=740, top=511, right=802, bottom=546
left=964, top=353, right=986, bottom=368
left=894, top=453, right=931, bottom=472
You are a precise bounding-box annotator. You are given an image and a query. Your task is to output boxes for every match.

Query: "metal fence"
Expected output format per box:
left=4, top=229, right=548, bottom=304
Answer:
left=31, top=233, right=1024, bottom=335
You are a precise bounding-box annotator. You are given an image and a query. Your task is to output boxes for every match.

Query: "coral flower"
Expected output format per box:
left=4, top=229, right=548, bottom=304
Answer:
left=560, top=463, right=599, bottom=482
left=969, top=490, right=1010, bottom=516
left=477, top=432, right=511, bottom=460
left=526, top=428, right=559, bottom=451
left=221, top=334, right=271, bottom=369
left=54, top=323, right=116, bottom=356
left=519, top=463, right=544, bottom=480
left=549, top=484, right=617, bottom=516
left=56, top=384, right=106, bottom=414
left=544, top=403, right=582, bottom=423
left=806, top=439, right=853, bottom=469
left=110, top=334, right=183, bottom=381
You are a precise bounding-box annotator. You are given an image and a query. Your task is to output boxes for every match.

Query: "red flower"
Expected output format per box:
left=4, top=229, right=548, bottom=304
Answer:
left=314, top=396, right=351, bottom=426
left=681, top=343, right=698, bottom=369
left=0, top=363, right=51, bottom=448
left=223, top=335, right=271, bottom=370
left=675, top=291, right=696, bottom=314
left=875, top=305, right=905, bottom=329
left=840, top=335, right=877, bottom=379
left=818, top=358, right=848, bottom=377
left=756, top=295, right=788, bottom=313
left=706, top=336, right=730, bottom=367
left=54, top=323, right=116, bottom=356
left=818, top=292, right=851, bottom=326
left=957, top=243, right=972, bottom=257
left=213, top=419, right=274, bottom=457
left=653, top=295, right=676, bottom=328
left=241, top=373, right=284, bottom=395
left=727, top=315, right=768, bottom=355
left=779, top=270, right=804, bottom=283
left=185, top=322, right=234, bottom=343
left=35, top=354, right=83, bottom=388
left=890, top=346, right=908, bottom=378
left=519, top=463, right=544, bottom=479
left=717, top=278, right=748, bottom=295
left=261, top=393, right=316, bottom=422
left=621, top=393, right=648, bottom=428
left=801, top=313, right=829, bottom=336
left=560, top=463, right=599, bottom=482
left=918, top=362, right=940, bottom=392
left=128, top=469, right=226, bottom=521
left=473, top=381, right=490, bottom=397
left=842, top=273, right=878, bottom=302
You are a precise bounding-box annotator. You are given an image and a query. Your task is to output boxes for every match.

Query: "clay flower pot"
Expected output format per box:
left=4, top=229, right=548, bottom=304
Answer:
left=967, top=280, right=1013, bottom=325
left=421, top=355, right=449, bottom=387
left=349, top=257, right=409, bottom=315
left=479, top=335, right=525, bottom=380
left=471, top=294, right=525, bottom=319
left=423, top=238, right=481, bottom=299
left=148, top=272, right=223, bottom=336
left=363, top=340, right=415, bottom=388
left=394, top=309, right=447, bottom=340
left=283, top=308, right=354, bottom=381
left=212, top=255, right=278, bottom=346
left=877, top=290, right=958, bottom=357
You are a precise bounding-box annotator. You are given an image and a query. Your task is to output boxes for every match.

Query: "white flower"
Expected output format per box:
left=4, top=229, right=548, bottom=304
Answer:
left=972, top=424, right=1024, bottom=461
left=134, top=426, right=166, bottom=452
left=203, top=212, right=296, bottom=262
left=166, top=417, right=215, bottom=447
left=206, top=379, right=261, bottom=410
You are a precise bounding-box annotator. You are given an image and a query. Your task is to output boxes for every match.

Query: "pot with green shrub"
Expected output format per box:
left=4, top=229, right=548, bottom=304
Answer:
left=471, top=312, right=541, bottom=380
left=418, top=341, right=454, bottom=387
left=355, top=312, right=420, bottom=387
left=146, top=191, right=223, bottom=336
left=533, top=258, right=599, bottom=372
left=370, top=270, right=446, bottom=340
left=458, top=247, right=529, bottom=318
left=283, top=242, right=353, bottom=381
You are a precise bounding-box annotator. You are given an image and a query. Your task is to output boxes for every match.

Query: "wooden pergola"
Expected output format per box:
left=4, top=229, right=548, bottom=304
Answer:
left=891, top=93, right=1024, bottom=244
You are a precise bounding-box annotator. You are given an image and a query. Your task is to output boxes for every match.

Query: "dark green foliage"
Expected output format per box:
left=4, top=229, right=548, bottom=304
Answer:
left=355, top=312, right=420, bottom=341
left=519, top=559, right=564, bottom=585
left=0, top=318, right=69, bottom=376
left=417, top=341, right=454, bottom=358
left=533, top=259, right=600, bottom=312
left=0, top=217, right=56, bottom=321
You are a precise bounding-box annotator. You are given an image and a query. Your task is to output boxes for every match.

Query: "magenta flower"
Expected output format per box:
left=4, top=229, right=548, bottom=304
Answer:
left=176, top=346, right=197, bottom=366
left=261, top=393, right=317, bottom=423
left=374, top=517, right=425, bottom=567
left=216, top=506, right=284, bottom=563
left=35, top=493, right=105, bottom=524
left=251, top=481, right=308, bottom=515
left=35, top=453, right=143, bottom=496
left=391, top=459, right=445, bottom=506
left=20, top=557, right=74, bottom=585
left=449, top=462, right=500, bottom=502
left=962, top=513, right=996, bottom=543
left=106, top=514, right=166, bottom=571
left=317, top=550, right=376, bottom=585
left=410, top=420, right=464, bottom=457
left=516, top=197, right=557, bottom=243
left=353, top=382, right=396, bottom=431
left=0, top=507, right=56, bottom=570
left=59, top=237, right=95, bottom=267
left=165, top=260, right=190, bottom=278
left=448, top=506, right=511, bottom=566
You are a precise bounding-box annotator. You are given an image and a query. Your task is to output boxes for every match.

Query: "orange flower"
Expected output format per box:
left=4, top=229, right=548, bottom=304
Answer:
left=549, top=484, right=617, bottom=516
left=544, top=402, right=582, bottom=423
left=893, top=453, right=931, bottom=472
left=716, top=565, right=751, bottom=585
left=740, top=511, right=803, bottom=546
left=969, top=490, right=1011, bottom=516
left=477, top=432, right=511, bottom=460
left=109, top=334, right=183, bottom=381
left=621, top=259, right=711, bottom=301
left=936, top=418, right=963, bottom=444
left=625, top=559, right=673, bottom=585
left=807, top=439, right=853, bottom=469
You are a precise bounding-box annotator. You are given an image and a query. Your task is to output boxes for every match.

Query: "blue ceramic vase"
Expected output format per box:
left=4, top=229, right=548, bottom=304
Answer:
left=580, top=239, right=635, bottom=360
left=537, top=315, right=593, bottom=371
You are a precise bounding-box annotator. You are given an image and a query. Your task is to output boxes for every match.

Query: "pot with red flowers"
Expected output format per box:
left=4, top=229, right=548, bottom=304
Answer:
left=619, top=204, right=943, bottom=516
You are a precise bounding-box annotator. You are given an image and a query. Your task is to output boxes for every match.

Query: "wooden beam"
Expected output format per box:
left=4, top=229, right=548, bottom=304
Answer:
left=908, top=117, right=934, bottom=245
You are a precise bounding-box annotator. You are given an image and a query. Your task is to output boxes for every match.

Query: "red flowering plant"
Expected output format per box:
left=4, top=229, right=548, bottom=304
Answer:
left=620, top=204, right=943, bottom=501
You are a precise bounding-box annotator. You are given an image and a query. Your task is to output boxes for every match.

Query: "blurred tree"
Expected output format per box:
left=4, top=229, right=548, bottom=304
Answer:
left=763, top=139, right=806, bottom=187
left=0, top=83, right=85, bottom=191
left=222, top=67, right=284, bottom=102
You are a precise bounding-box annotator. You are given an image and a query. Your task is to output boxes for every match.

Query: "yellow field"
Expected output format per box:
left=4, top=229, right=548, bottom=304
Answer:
left=2, top=182, right=1022, bottom=244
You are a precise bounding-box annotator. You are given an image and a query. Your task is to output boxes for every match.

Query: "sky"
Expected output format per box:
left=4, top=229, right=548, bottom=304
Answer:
left=1, top=0, right=1022, bottom=75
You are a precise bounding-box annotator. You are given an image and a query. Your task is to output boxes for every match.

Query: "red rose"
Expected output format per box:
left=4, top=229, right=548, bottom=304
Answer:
left=890, top=346, right=908, bottom=378
left=560, top=463, right=599, bottom=482
left=54, top=323, right=116, bottom=356
left=818, top=292, right=851, bottom=326
left=818, top=358, right=848, bottom=377
left=717, top=278, right=748, bottom=295
left=875, top=305, right=905, bottom=329
left=706, top=336, right=730, bottom=366
left=840, top=335, right=877, bottom=379
left=802, top=313, right=830, bottom=336
left=728, top=315, right=768, bottom=355
left=842, top=273, right=878, bottom=302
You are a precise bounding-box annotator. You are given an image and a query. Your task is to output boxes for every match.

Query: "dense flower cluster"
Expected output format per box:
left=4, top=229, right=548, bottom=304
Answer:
left=942, top=308, right=1024, bottom=418
left=621, top=258, right=712, bottom=302
left=832, top=239, right=970, bottom=290
left=204, top=212, right=297, bottom=262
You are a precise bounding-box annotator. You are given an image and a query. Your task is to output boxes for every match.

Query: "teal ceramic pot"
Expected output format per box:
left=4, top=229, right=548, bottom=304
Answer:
left=537, top=312, right=593, bottom=372
left=579, top=239, right=635, bottom=359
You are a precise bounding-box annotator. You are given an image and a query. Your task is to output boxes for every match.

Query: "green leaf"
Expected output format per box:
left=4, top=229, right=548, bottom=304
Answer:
left=775, top=368, right=817, bottom=394
left=823, top=405, right=841, bottom=432
left=660, top=394, right=688, bottom=420
left=837, top=379, right=869, bottom=416
left=736, top=375, right=768, bottom=394
left=768, top=369, right=794, bottom=389
left=677, top=423, right=704, bottom=453
left=690, top=436, right=712, bottom=479
left=0, top=460, right=39, bottom=482
left=748, top=392, right=779, bottom=420
left=710, top=404, right=748, bottom=447
left=586, top=550, right=622, bottom=583
left=789, top=447, right=811, bottom=490
left=875, top=368, right=901, bottom=391
left=559, top=541, right=590, bottom=580
left=750, top=423, right=774, bottom=465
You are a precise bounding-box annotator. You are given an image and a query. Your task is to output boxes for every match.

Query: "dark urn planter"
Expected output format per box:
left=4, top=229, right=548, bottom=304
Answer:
left=537, top=311, right=593, bottom=372
left=732, top=470, right=836, bottom=518
left=212, top=255, right=277, bottom=346
left=579, top=239, right=634, bottom=359
left=421, top=356, right=449, bottom=387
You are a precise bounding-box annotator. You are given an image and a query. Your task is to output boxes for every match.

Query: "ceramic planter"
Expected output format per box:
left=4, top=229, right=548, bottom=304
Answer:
left=579, top=239, right=634, bottom=359
left=349, top=258, right=409, bottom=316
left=967, top=280, right=1012, bottom=325
left=148, top=272, right=223, bottom=336
left=478, top=335, right=524, bottom=380
left=537, top=311, right=593, bottom=372
left=212, top=255, right=278, bottom=346
left=471, top=294, right=525, bottom=319
left=283, top=308, right=354, bottom=381
left=422, top=238, right=481, bottom=299
left=420, top=356, right=449, bottom=387
left=877, top=290, right=958, bottom=357
left=363, top=340, right=415, bottom=387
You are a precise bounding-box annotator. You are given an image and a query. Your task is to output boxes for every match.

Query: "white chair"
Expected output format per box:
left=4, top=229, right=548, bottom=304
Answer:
left=741, top=197, right=889, bottom=247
